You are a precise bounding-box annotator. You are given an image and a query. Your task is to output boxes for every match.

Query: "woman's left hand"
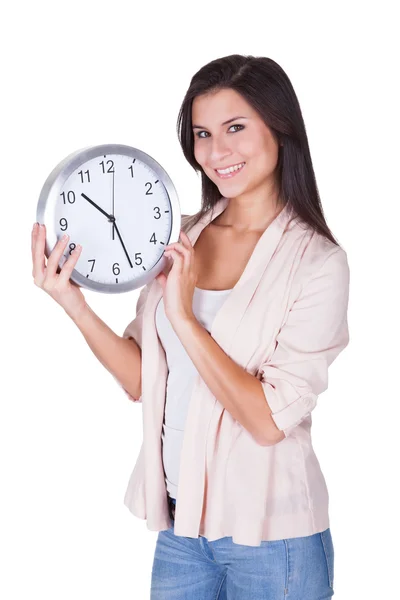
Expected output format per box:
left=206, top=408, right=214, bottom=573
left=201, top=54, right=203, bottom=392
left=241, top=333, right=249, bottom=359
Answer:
left=155, top=230, right=197, bottom=327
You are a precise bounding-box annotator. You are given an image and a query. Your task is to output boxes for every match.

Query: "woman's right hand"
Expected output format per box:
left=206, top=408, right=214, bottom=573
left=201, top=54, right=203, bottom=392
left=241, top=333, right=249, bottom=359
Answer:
left=31, top=222, right=88, bottom=322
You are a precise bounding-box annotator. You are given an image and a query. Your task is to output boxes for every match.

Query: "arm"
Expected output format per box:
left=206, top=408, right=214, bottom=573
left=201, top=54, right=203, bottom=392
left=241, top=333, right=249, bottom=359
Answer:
left=31, top=219, right=150, bottom=403
left=256, top=247, right=350, bottom=440
left=172, top=317, right=281, bottom=446
left=116, top=283, right=150, bottom=401
left=72, top=284, right=149, bottom=401
left=72, top=305, right=142, bottom=401
left=172, top=247, right=350, bottom=446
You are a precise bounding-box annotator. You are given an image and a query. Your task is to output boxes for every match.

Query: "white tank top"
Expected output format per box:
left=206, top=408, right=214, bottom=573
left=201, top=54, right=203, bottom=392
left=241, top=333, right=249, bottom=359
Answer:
left=155, top=286, right=233, bottom=500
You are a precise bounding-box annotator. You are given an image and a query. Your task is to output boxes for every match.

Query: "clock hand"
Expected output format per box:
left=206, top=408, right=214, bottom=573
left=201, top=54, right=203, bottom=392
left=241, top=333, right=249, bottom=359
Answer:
left=113, top=220, right=133, bottom=268
left=112, top=171, right=115, bottom=241
left=81, top=192, right=132, bottom=269
left=81, top=193, right=113, bottom=220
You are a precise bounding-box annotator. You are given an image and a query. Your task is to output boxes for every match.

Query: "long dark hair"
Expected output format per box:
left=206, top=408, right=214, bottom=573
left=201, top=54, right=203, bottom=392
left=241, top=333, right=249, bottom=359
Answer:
left=176, top=54, right=338, bottom=246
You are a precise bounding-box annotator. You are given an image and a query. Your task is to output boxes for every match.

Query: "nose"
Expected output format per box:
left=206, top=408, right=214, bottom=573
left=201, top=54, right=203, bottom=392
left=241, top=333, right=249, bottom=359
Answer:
left=208, top=135, right=232, bottom=166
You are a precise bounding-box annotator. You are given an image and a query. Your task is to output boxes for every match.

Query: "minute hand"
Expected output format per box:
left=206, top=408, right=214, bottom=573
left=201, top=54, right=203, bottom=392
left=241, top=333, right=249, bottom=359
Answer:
left=113, top=221, right=133, bottom=268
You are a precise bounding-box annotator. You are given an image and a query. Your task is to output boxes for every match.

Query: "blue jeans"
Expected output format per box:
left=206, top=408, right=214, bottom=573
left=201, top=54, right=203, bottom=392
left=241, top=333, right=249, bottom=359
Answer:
left=150, top=498, right=334, bottom=599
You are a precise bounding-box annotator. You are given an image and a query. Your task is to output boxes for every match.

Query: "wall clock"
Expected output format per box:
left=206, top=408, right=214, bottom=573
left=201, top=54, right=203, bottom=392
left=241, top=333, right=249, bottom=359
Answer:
left=36, top=143, right=181, bottom=293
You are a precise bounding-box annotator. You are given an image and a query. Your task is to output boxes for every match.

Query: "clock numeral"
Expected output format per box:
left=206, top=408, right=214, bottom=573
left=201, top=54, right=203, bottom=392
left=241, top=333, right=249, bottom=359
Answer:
left=153, top=207, right=161, bottom=219
left=145, top=182, right=153, bottom=195
left=60, top=191, right=76, bottom=204
left=99, top=159, right=115, bottom=174
left=68, top=243, right=76, bottom=255
left=59, top=218, right=68, bottom=231
left=78, top=169, right=91, bottom=183
left=150, top=232, right=157, bottom=244
left=128, top=159, right=136, bottom=178
left=135, top=253, right=142, bottom=266
left=88, top=259, right=95, bottom=273
left=112, top=263, right=120, bottom=276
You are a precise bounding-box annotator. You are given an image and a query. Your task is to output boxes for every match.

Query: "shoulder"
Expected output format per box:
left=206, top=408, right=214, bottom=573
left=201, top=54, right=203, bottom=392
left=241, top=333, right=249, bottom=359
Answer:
left=288, top=221, right=349, bottom=289
left=303, top=229, right=349, bottom=289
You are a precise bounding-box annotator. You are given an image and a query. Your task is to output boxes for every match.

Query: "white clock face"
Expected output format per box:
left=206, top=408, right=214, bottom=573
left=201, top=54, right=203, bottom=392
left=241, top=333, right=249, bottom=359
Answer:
left=54, top=152, right=173, bottom=288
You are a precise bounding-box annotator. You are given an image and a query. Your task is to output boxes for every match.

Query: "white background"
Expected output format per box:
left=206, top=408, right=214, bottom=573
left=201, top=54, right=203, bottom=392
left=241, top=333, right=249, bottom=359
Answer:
left=1, top=1, right=398, bottom=598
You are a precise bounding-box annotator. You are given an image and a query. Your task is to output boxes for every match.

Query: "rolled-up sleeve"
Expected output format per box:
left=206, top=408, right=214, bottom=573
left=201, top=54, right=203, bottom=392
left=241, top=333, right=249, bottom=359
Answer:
left=114, top=284, right=150, bottom=403
left=256, top=247, right=350, bottom=438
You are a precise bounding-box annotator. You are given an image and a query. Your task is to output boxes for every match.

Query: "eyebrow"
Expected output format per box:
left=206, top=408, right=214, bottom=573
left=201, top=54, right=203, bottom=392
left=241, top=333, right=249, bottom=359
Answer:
left=192, top=116, right=248, bottom=130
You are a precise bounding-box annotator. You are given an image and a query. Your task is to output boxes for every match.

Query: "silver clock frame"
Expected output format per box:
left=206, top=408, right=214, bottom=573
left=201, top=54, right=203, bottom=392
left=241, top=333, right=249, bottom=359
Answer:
left=36, top=143, right=181, bottom=294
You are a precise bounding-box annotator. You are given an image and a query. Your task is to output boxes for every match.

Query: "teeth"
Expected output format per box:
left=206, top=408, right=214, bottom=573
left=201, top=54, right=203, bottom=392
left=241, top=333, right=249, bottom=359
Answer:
left=216, top=162, right=245, bottom=174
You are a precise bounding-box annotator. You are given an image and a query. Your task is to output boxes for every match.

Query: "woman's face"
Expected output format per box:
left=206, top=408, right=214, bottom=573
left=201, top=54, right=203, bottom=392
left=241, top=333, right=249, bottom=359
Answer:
left=192, top=88, right=280, bottom=201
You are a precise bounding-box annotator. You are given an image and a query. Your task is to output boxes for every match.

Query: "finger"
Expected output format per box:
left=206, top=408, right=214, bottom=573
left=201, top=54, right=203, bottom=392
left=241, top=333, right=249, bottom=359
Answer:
left=31, top=223, right=38, bottom=257
left=164, top=249, right=183, bottom=275
left=58, top=244, right=82, bottom=284
left=31, top=224, right=39, bottom=271
left=46, top=233, right=72, bottom=276
left=165, top=246, right=188, bottom=264
left=165, top=243, right=190, bottom=264
left=165, top=241, right=188, bottom=253
left=32, top=224, right=46, bottom=282
left=168, top=242, right=193, bottom=275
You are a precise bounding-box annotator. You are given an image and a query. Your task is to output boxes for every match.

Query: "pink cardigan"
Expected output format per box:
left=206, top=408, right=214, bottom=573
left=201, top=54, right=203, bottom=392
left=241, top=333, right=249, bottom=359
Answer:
left=118, top=196, right=350, bottom=546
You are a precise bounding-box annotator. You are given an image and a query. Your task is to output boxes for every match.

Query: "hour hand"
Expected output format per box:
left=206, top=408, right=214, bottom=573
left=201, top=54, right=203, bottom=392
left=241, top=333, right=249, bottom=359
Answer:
left=81, top=193, right=113, bottom=221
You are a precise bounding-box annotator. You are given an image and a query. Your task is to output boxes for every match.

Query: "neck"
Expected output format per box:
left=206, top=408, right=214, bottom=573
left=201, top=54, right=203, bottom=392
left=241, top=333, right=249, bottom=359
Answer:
left=216, top=191, right=284, bottom=233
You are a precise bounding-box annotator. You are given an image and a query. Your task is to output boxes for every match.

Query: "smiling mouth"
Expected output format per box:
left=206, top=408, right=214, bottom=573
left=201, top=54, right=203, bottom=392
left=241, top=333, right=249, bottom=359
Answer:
left=214, top=162, right=246, bottom=178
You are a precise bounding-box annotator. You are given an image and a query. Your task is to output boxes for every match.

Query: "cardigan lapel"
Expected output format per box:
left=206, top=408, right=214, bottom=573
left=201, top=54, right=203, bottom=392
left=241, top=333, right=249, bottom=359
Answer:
left=209, top=200, right=294, bottom=352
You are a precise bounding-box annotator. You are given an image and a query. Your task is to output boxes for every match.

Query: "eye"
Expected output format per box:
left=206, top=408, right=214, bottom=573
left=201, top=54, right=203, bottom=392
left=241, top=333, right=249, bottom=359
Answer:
left=229, top=124, right=245, bottom=133
left=196, top=130, right=209, bottom=139
left=194, top=124, right=245, bottom=139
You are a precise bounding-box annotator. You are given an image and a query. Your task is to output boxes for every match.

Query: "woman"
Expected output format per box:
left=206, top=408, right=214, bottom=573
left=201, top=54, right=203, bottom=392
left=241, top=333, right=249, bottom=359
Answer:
left=31, top=55, right=349, bottom=599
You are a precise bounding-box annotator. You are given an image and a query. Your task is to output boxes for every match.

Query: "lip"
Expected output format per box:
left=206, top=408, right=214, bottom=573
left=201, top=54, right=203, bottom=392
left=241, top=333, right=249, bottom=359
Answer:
left=214, top=162, right=246, bottom=178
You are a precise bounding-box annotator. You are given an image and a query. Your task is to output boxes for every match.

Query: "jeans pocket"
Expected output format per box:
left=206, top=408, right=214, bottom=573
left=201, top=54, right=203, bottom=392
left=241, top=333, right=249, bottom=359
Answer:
left=320, top=529, right=334, bottom=590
